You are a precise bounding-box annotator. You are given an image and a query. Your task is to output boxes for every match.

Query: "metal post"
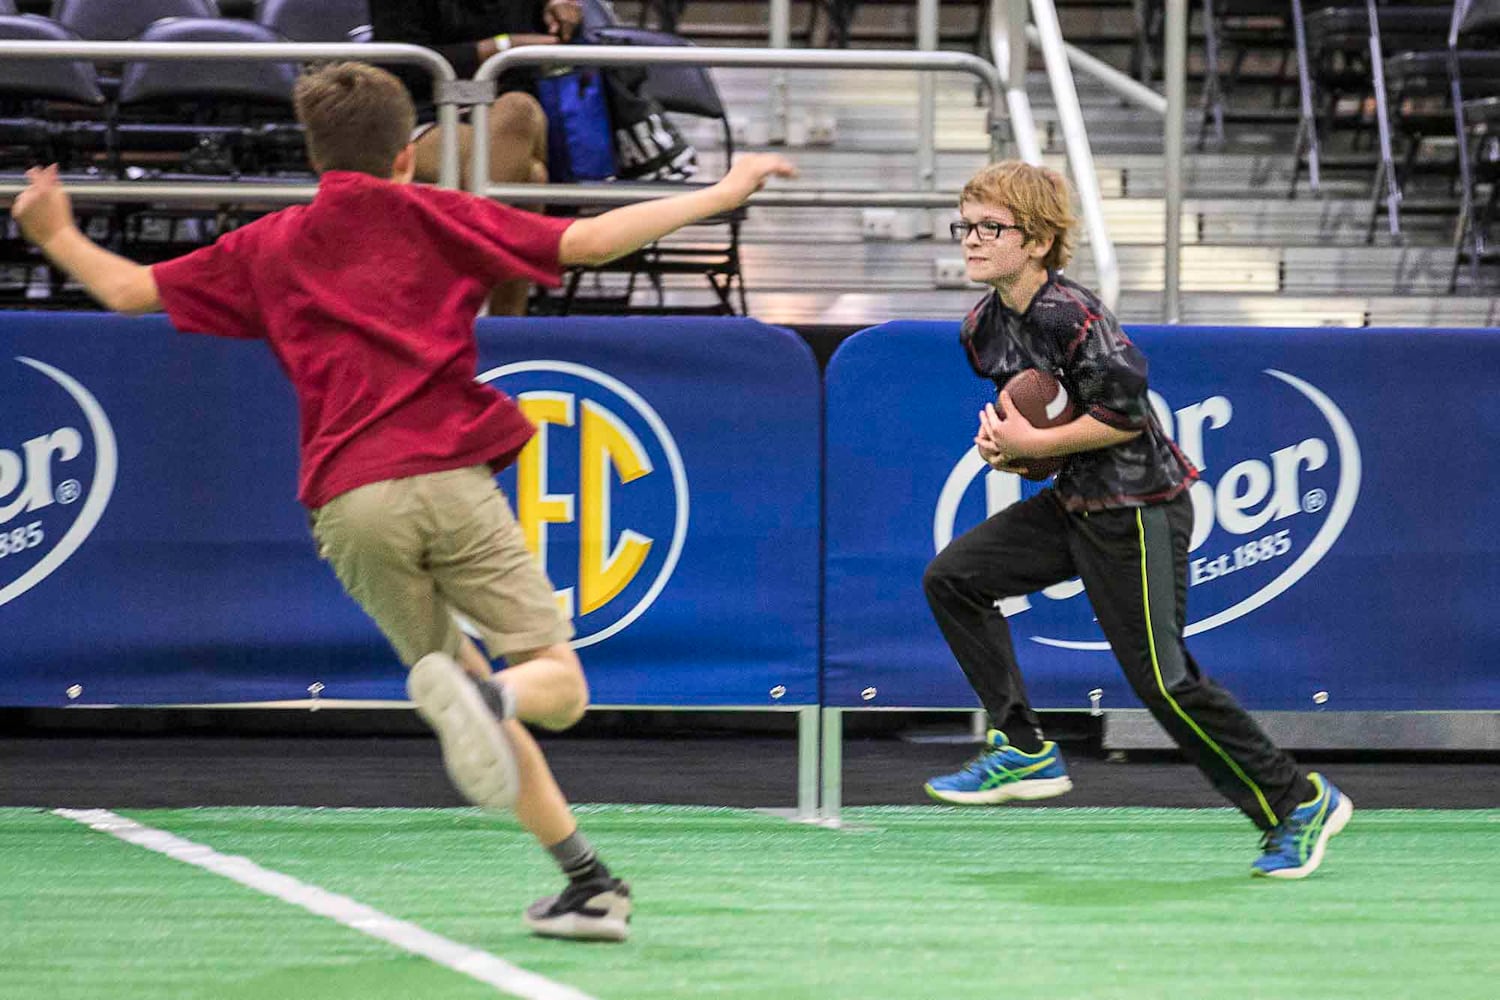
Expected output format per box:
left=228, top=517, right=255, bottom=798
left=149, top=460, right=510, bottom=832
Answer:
left=917, top=0, right=939, bottom=189
left=1367, top=0, right=1401, bottom=237
left=1023, top=24, right=1166, bottom=115
left=1290, top=0, right=1322, bottom=191
left=1164, top=0, right=1187, bottom=323
left=991, top=0, right=1042, bottom=164
left=796, top=705, right=820, bottom=821
left=819, top=707, right=844, bottom=825
left=769, top=0, right=792, bottom=144
left=1031, top=0, right=1121, bottom=309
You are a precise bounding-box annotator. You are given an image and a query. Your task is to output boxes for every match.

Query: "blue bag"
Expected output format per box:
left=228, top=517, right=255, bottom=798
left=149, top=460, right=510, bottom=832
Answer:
left=535, top=68, right=618, bottom=183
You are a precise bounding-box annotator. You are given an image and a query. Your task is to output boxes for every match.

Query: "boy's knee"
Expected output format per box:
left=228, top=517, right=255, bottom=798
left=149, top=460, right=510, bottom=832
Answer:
left=555, top=652, right=590, bottom=728
left=490, top=91, right=546, bottom=138
left=922, top=554, right=958, bottom=598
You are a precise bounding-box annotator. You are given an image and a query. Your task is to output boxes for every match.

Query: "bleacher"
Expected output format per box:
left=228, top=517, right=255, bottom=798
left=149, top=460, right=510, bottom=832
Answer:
left=2, top=0, right=1498, bottom=325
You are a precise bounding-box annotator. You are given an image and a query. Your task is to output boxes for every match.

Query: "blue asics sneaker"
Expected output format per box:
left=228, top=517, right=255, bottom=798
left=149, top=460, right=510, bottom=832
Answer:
left=924, top=729, right=1073, bottom=805
left=1251, top=773, right=1354, bottom=879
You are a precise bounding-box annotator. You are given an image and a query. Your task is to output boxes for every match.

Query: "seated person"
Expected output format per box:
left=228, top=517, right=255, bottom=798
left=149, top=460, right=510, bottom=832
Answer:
left=372, top=0, right=584, bottom=315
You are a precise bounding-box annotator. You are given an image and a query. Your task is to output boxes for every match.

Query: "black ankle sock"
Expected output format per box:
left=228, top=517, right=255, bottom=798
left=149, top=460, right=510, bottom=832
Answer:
left=473, top=675, right=516, bottom=721
left=549, top=830, right=611, bottom=885
left=1004, top=726, right=1046, bottom=754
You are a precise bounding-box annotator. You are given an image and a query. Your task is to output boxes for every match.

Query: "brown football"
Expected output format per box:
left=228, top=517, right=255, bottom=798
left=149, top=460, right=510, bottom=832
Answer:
left=996, top=368, right=1077, bottom=482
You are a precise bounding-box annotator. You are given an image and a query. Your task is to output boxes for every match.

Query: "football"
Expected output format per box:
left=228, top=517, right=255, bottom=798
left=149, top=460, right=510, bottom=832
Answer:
left=995, top=369, right=1077, bottom=481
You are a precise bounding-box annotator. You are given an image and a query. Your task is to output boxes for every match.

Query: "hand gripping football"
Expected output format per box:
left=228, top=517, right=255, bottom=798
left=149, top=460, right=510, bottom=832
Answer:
left=997, top=369, right=1077, bottom=482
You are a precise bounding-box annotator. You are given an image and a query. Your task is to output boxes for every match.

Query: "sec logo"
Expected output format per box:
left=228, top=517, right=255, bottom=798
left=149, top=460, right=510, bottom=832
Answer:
left=478, top=360, right=689, bottom=647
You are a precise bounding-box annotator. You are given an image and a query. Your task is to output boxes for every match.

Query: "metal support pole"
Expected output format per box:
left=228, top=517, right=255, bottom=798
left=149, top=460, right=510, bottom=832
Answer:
left=1164, top=0, right=1187, bottom=323
left=917, top=0, right=939, bottom=189
left=1031, top=0, right=1120, bottom=308
left=769, top=0, right=792, bottom=144
left=991, top=0, right=1042, bottom=164
left=1022, top=24, right=1167, bottom=115
left=1367, top=0, right=1402, bottom=237
left=1290, top=0, right=1322, bottom=192
left=819, top=707, right=844, bottom=825
left=796, top=705, right=820, bottom=821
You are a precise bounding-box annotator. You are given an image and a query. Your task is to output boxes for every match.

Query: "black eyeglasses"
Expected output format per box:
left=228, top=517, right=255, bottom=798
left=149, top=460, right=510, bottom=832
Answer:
left=950, top=220, right=1025, bottom=242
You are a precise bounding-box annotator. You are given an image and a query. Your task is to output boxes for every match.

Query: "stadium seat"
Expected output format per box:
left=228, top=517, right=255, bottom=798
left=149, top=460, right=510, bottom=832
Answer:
left=51, top=0, right=219, bottom=40
left=554, top=25, right=747, bottom=316
left=0, top=14, right=107, bottom=170
left=113, top=15, right=299, bottom=176
left=1289, top=1, right=1453, bottom=196
left=253, top=0, right=368, bottom=43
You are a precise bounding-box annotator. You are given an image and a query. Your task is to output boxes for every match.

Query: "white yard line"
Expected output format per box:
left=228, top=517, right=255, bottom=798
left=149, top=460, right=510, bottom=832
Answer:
left=53, top=809, right=598, bottom=1000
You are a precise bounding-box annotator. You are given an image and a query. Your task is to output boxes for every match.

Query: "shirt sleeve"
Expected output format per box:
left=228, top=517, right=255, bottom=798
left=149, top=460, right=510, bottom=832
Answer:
left=1064, top=311, right=1151, bottom=431
left=449, top=195, right=577, bottom=288
left=151, top=227, right=263, bottom=340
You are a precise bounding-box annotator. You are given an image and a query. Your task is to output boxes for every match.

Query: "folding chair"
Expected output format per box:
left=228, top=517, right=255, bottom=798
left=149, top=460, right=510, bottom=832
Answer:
left=1199, top=0, right=1299, bottom=148
left=556, top=26, right=749, bottom=316
left=1448, top=0, right=1500, bottom=285
left=1369, top=0, right=1500, bottom=238
left=1289, top=1, right=1452, bottom=196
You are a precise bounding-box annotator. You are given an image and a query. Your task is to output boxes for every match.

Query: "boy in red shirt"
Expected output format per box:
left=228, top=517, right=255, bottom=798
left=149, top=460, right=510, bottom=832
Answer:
left=10, top=61, right=796, bottom=941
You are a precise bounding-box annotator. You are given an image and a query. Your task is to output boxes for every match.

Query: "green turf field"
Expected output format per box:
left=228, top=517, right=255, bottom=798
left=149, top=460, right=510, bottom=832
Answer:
left=3, top=805, right=1496, bottom=1000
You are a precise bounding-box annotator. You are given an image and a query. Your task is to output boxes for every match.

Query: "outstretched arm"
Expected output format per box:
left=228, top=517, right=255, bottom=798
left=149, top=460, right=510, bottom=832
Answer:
left=10, top=165, right=160, bottom=315
left=558, top=153, right=797, bottom=267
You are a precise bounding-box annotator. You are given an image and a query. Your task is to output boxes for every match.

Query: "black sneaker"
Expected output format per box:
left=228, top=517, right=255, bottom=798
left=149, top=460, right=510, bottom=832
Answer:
left=524, top=878, right=632, bottom=942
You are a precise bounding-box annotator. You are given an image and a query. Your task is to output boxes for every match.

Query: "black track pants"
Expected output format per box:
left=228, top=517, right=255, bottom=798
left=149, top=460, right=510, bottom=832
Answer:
left=922, top=490, right=1312, bottom=829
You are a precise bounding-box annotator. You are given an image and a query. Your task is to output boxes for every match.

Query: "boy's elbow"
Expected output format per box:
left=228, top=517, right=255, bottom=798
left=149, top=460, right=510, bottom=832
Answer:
left=558, top=225, right=617, bottom=268
left=107, top=268, right=160, bottom=315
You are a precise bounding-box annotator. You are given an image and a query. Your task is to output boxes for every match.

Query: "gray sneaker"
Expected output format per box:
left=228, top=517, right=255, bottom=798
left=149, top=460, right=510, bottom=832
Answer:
left=525, top=879, right=632, bottom=942
left=407, top=653, right=519, bottom=811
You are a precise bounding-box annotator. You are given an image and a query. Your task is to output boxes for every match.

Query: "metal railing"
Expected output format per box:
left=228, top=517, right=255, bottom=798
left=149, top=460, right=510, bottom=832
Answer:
left=0, top=41, right=461, bottom=187
left=468, top=43, right=1010, bottom=203
left=0, top=24, right=1190, bottom=322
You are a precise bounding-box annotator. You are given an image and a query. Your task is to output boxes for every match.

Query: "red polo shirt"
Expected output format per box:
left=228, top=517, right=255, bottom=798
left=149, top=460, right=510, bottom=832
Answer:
left=152, top=171, right=573, bottom=508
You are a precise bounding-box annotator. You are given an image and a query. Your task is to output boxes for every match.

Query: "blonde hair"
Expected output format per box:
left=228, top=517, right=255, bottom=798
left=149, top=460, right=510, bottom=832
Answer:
left=960, top=161, right=1077, bottom=271
left=293, top=62, right=415, bottom=177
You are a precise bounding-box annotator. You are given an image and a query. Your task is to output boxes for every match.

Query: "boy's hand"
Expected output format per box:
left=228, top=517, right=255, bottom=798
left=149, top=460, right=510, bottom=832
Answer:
left=979, top=392, right=1048, bottom=458
left=10, top=165, right=75, bottom=247
left=719, top=154, right=798, bottom=203
left=975, top=422, right=1031, bottom=476
left=543, top=0, right=582, bottom=40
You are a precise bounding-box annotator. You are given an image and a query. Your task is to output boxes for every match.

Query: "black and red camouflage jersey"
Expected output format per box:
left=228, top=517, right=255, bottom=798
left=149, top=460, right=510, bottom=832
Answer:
left=959, top=271, right=1198, bottom=512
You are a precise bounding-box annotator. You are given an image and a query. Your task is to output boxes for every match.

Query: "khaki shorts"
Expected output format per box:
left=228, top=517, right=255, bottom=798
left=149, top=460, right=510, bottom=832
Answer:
left=309, top=466, right=573, bottom=667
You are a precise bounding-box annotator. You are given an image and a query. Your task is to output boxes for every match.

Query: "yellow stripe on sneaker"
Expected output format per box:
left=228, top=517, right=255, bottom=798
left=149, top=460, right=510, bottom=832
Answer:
left=1136, top=509, right=1277, bottom=827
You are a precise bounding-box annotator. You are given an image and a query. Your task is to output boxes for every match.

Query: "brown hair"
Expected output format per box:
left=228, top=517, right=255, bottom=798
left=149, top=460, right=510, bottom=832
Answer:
left=293, top=62, right=415, bottom=177
left=960, top=161, right=1077, bottom=270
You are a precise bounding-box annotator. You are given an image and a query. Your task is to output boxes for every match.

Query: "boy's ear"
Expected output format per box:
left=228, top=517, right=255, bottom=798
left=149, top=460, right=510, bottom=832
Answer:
left=1028, top=232, right=1055, bottom=262
left=391, top=143, right=416, bottom=183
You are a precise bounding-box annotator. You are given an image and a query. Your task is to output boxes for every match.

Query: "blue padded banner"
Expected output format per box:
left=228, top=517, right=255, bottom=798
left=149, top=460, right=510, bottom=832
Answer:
left=0, top=313, right=820, bottom=708
left=824, top=321, right=1500, bottom=711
